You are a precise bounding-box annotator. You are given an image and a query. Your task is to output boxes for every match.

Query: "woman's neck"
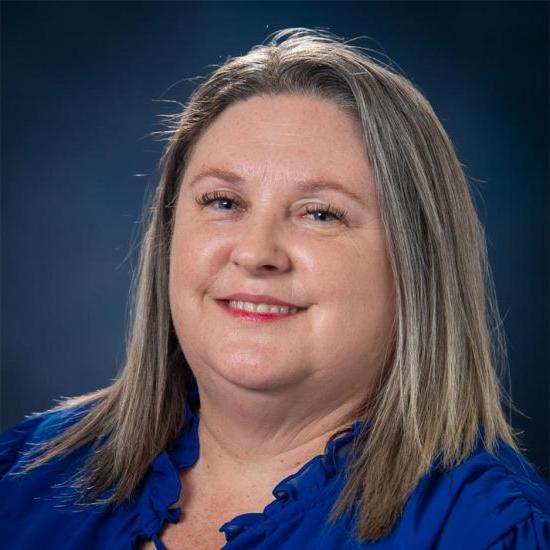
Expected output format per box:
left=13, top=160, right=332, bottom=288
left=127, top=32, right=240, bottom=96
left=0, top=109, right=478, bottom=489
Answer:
left=187, top=379, right=363, bottom=497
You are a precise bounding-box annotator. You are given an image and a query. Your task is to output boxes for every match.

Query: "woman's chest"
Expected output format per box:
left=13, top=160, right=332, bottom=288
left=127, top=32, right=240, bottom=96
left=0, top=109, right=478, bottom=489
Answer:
left=140, top=513, right=228, bottom=549
left=138, top=469, right=280, bottom=549
left=139, top=495, right=263, bottom=549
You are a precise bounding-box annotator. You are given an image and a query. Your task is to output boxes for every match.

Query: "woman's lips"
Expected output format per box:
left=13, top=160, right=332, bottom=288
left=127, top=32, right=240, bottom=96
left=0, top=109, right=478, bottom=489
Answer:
left=217, top=300, right=305, bottom=323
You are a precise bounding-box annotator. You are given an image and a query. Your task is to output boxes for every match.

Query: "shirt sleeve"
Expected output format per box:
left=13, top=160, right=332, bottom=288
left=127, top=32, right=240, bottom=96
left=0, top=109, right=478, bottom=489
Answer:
left=487, top=512, right=550, bottom=549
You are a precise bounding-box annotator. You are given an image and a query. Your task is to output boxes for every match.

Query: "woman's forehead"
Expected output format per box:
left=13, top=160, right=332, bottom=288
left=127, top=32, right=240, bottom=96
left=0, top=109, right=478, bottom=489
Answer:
left=192, top=94, right=366, bottom=152
left=181, top=94, right=375, bottom=200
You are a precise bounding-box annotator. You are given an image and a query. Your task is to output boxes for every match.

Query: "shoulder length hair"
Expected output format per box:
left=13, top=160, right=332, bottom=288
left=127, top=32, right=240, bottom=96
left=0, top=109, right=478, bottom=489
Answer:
left=20, top=27, right=517, bottom=541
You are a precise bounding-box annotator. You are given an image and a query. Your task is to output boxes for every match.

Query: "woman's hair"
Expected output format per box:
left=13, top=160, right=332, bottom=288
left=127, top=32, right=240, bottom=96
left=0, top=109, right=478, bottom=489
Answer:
left=19, top=28, right=518, bottom=541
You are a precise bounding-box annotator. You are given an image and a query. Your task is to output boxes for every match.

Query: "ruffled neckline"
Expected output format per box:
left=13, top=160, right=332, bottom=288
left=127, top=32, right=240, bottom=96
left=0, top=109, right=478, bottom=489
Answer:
left=219, top=418, right=364, bottom=542
left=135, top=379, right=365, bottom=545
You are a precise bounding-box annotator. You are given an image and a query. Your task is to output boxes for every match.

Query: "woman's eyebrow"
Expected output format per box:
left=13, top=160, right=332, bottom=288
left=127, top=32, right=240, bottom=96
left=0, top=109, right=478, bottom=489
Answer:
left=188, top=167, right=368, bottom=206
left=188, top=167, right=245, bottom=187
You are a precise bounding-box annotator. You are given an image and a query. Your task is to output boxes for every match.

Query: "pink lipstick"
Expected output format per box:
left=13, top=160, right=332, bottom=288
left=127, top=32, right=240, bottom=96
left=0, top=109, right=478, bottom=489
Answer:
left=217, top=300, right=304, bottom=323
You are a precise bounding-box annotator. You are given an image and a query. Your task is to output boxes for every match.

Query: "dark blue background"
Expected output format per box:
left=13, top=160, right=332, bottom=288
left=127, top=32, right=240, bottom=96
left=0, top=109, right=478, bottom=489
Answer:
left=2, top=1, right=548, bottom=479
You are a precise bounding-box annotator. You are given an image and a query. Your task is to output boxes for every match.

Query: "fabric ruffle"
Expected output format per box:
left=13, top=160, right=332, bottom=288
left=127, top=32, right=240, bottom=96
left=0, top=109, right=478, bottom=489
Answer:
left=218, top=419, right=364, bottom=542
left=132, top=381, right=201, bottom=545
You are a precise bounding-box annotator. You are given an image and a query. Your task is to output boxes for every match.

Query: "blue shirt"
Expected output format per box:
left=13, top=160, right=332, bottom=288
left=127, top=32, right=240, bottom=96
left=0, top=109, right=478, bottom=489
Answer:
left=1, top=386, right=549, bottom=549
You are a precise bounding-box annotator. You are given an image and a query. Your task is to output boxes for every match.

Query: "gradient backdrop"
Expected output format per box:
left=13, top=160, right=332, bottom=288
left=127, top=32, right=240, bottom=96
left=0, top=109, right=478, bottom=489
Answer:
left=2, top=1, right=548, bottom=479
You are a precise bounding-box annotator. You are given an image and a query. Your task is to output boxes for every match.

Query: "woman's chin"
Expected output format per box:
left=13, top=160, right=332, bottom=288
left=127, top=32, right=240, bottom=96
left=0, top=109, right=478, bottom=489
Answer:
left=206, top=358, right=307, bottom=393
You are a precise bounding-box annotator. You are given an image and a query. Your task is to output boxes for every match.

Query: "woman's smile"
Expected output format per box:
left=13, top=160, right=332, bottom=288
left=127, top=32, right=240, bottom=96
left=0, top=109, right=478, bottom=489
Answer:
left=217, top=298, right=305, bottom=323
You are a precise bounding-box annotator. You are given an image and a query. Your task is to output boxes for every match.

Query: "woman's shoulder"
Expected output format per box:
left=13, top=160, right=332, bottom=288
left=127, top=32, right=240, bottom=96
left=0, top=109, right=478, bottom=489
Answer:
left=0, top=402, right=94, bottom=478
left=447, top=439, right=549, bottom=517
left=400, top=438, right=550, bottom=548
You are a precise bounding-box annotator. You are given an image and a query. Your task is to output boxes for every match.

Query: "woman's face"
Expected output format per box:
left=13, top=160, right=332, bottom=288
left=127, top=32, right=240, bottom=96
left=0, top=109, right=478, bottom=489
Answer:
left=169, top=94, right=394, bottom=402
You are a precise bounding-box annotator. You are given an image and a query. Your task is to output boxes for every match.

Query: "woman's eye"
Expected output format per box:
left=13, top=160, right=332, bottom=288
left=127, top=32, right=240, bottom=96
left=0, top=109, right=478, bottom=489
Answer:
left=195, top=191, right=241, bottom=211
left=304, top=204, right=348, bottom=224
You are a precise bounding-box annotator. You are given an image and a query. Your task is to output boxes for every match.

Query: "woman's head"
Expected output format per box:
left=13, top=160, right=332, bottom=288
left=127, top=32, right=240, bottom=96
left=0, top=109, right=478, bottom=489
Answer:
left=23, top=28, right=515, bottom=541
left=154, top=27, right=508, bottom=440
left=168, top=93, right=394, bottom=420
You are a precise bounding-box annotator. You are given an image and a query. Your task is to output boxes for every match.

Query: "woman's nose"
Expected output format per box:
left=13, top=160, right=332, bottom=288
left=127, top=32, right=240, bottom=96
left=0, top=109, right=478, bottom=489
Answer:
left=229, top=213, right=291, bottom=274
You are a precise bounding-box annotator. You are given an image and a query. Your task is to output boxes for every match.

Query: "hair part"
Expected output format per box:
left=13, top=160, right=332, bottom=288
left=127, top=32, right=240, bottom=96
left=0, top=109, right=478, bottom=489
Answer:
left=17, top=27, right=518, bottom=541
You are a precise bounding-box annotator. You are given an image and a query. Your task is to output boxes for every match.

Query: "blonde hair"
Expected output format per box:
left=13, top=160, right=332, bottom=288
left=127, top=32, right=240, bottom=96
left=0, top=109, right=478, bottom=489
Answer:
left=19, top=28, right=517, bottom=541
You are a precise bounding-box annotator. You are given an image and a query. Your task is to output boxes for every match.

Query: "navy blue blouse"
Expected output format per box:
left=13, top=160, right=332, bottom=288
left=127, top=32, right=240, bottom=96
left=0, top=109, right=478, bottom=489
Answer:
left=1, top=385, right=549, bottom=549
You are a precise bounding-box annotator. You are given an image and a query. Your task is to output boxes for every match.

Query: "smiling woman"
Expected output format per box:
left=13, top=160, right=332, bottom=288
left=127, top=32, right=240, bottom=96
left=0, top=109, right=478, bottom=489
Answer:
left=1, top=28, right=549, bottom=550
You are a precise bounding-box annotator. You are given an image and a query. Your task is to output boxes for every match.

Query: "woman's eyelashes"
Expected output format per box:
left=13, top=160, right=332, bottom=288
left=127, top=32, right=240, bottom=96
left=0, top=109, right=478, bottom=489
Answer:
left=194, top=190, right=349, bottom=224
left=195, top=191, right=241, bottom=212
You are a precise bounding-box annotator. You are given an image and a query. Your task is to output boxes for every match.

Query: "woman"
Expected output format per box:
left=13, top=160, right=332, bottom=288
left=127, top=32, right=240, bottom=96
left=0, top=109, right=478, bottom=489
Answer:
left=1, top=28, right=548, bottom=549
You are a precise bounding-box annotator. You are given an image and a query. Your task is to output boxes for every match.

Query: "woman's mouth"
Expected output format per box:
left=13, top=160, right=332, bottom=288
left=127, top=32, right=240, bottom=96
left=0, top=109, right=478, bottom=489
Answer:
left=217, top=300, right=306, bottom=322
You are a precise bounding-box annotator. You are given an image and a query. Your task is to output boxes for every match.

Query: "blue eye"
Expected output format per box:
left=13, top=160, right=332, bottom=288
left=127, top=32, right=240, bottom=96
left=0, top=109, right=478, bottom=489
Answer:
left=304, top=204, right=347, bottom=223
left=196, top=191, right=241, bottom=211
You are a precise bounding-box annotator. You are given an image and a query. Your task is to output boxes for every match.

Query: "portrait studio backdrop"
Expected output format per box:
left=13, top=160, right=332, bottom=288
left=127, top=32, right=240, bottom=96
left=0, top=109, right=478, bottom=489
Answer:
left=1, top=1, right=548, bottom=479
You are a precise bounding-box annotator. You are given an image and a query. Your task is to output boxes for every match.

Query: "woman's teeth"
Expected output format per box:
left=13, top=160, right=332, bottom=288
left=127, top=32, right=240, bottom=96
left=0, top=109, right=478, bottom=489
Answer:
left=227, top=300, right=299, bottom=315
